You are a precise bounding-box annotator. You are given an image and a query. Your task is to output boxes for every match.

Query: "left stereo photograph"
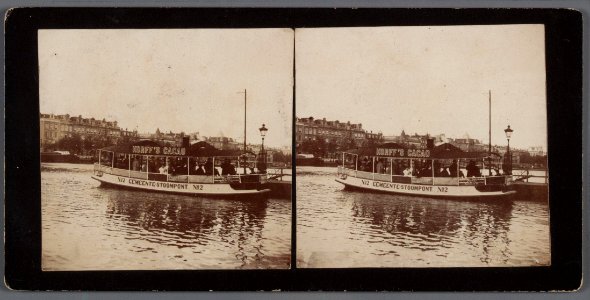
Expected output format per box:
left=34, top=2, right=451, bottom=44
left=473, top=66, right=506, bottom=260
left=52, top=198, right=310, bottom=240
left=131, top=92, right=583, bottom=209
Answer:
left=39, top=29, right=293, bottom=271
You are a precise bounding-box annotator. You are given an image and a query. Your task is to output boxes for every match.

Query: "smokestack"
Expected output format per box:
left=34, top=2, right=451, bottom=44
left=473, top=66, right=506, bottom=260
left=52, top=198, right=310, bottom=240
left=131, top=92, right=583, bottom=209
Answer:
left=427, top=138, right=435, bottom=149
left=182, top=136, right=190, bottom=148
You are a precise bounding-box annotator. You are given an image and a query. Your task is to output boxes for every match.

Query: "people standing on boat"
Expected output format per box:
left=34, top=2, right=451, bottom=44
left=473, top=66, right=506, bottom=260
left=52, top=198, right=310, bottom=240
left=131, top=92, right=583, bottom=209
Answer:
left=403, top=166, right=412, bottom=176
left=360, top=157, right=370, bottom=171
left=205, top=158, right=214, bottom=175
left=195, top=164, right=206, bottom=175
left=419, top=160, right=433, bottom=177
left=221, top=159, right=237, bottom=175
left=433, top=160, right=441, bottom=176
left=376, top=159, right=384, bottom=174
left=159, top=164, right=168, bottom=174
left=449, top=160, right=458, bottom=177
left=132, top=156, right=140, bottom=171
left=440, top=167, right=450, bottom=177
left=466, top=160, right=481, bottom=177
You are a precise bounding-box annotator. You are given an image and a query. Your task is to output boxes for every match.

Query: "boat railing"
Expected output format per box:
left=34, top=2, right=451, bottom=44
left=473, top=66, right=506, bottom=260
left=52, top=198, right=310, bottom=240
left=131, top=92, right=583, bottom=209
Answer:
left=94, top=163, right=266, bottom=184
left=459, top=177, right=486, bottom=186
left=338, top=165, right=509, bottom=187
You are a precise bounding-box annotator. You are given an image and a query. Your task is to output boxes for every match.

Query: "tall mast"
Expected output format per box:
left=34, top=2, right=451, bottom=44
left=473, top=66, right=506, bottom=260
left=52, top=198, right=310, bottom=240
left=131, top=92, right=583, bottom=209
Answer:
left=243, top=89, right=247, bottom=153
left=488, top=90, right=492, bottom=175
left=488, top=90, right=491, bottom=155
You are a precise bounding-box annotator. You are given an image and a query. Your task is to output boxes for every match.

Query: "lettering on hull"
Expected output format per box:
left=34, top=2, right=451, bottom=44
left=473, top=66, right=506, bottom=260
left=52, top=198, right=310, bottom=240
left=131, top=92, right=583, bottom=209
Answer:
left=95, top=175, right=265, bottom=195
left=338, top=177, right=511, bottom=197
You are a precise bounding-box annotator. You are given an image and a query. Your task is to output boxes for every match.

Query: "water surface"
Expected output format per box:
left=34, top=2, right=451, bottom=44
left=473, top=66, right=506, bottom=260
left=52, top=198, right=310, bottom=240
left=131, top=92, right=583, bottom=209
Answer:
left=42, top=163, right=291, bottom=270
left=296, top=166, right=550, bottom=268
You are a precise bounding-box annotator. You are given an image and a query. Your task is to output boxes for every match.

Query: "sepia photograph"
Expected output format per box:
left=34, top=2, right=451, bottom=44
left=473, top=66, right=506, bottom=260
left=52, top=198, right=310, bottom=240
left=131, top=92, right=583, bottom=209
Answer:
left=295, top=25, right=550, bottom=268
left=39, top=28, right=293, bottom=270
left=4, top=6, right=584, bottom=291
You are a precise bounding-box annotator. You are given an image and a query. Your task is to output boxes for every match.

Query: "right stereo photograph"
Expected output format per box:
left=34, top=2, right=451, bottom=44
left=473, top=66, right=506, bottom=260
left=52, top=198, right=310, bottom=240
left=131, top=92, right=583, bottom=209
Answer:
left=295, top=25, right=550, bottom=268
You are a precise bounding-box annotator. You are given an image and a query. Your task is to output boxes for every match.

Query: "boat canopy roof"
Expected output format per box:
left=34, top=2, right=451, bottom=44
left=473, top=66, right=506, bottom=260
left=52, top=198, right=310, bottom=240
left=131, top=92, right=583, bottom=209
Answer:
left=100, top=140, right=256, bottom=158
left=344, top=142, right=500, bottom=159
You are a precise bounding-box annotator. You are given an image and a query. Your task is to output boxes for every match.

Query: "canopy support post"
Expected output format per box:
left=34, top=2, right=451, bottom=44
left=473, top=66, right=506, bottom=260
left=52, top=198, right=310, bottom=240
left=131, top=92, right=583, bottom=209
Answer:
left=431, top=159, right=434, bottom=185
left=212, top=157, right=215, bottom=183
left=457, top=158, right=461, bottom=185
left=390, top=158, right=393, bottom=182
left=372, top=156, right=375, bottom=180
left=128, top=154, right=131, bottom=177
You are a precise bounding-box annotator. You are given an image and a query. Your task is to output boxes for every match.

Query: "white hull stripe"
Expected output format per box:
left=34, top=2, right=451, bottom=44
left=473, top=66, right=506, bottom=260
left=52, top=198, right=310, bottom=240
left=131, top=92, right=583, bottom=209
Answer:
left=92, top=173, right=269, bottom=196
left=335, top=176, right=514, bottom=198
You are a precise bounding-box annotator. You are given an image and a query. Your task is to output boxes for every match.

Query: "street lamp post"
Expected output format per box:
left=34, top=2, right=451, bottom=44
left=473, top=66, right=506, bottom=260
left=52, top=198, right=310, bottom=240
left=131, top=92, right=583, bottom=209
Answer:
left=503, top=125, right=514, bottom=175
left=259, top=124, right=268, bottom=173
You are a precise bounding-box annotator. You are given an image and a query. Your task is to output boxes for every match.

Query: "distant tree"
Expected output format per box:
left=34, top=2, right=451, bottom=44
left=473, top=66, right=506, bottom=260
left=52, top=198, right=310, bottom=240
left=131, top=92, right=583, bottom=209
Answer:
left=55, top=133, right=83, bottom=154
left=299, top=138, right=327, bottom=157
left=327, top=140, right=338, bottom=154
left=338, top=134, right=357, bottom=151
left=362, top=137, right=378, bottom=148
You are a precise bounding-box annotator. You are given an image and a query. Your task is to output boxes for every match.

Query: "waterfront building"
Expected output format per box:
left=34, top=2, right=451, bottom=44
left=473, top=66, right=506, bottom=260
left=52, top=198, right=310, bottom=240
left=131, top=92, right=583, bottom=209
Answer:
left=137, top=128, right=190, bottom=146
left=383, top=130, right=448, bottom=149
left=40, top=113, right=136, bottom=151
left=295, top=116, right=382, bottom=149
left=202, top=136, right=241, bottom=151
left=528, top=146, right=546, bottom=157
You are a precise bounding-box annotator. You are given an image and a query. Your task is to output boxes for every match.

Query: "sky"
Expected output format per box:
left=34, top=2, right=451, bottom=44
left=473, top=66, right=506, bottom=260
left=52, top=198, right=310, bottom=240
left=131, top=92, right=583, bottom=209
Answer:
left=296, top=25, right=547, bottom=150
left=39, top=29, right=294, bottom=148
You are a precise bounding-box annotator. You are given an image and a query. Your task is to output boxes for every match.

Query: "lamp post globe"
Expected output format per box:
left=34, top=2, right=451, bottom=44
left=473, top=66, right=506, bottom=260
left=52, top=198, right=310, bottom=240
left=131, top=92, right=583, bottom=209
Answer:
left=258, top=124, right=268, bottom=173
left=503, top=125, right=514, bottom=175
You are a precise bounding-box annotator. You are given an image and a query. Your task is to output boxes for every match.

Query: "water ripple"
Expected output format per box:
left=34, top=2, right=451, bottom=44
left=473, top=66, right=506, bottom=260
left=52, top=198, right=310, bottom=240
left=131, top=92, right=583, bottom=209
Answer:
left=41, top=163, right=291, bottom=270
left=296, top=166, right=550, bottom=268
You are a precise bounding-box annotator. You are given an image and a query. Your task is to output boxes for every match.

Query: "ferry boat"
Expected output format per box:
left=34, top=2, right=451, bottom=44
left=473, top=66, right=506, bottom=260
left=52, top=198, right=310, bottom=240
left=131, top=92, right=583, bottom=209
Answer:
left=92, top=140, right=271, bottom=196
left=336, top=142, right=515, bottom=199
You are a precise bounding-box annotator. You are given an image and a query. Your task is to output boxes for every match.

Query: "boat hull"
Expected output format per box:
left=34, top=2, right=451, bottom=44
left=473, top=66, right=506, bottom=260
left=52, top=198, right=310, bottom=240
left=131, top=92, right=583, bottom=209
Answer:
left=92, top=172, right=270, bottom=196
left=335, top=175, right=515, bottom=199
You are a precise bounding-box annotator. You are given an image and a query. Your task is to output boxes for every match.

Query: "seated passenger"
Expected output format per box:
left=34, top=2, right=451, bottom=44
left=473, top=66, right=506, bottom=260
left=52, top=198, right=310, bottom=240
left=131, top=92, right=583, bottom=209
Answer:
left=195, top=164, right=205, bottom=175
left=204, top=158, right=214, bottom=175
left=466, top=160, right=481, bottom=177
left=221, top=159, right=237, bottom=175
left=159, top=164, right=168, bottom=174
left=403, top=167, right=412, bottom=176
left=375, top=160, right=384, bottom=174
left=132, top=158, right=140, bottom=171
left=449, top=160, right=458, bottom=177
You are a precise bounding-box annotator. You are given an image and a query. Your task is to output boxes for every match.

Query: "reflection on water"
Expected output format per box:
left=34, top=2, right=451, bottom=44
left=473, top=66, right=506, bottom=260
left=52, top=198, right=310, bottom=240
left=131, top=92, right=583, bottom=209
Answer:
left=42, top=163, right=290, bottom=270
left=297, top=167, right=550, bottom=268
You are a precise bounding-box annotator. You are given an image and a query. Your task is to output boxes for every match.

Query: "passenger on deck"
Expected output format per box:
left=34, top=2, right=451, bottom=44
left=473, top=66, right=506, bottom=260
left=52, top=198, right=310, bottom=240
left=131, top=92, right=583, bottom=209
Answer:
left=466, top=160, right=481, bottom=177
left=159, top=164, right=168, bottom=174
left=195, top=164, right=206, bottom=175
left=419, top=161, right=433, bottom=177
left=221, top=159, right=237, bottom=175
left=141, top=163, right=147, bottom=172
left=132, top=157, right=140, bottom=171
left=433, top=161, right=441, bottom=176
left=204, top=158, right=214, bottom=175
left=403, top=167, right=412, bottom=176
left=449, top=160, right=458, bottom=177
left=376, top=159, right=384, bottom=174
left=361, top=157, right=370, bottom=171
left=440, top=167, right=450, bottom=177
